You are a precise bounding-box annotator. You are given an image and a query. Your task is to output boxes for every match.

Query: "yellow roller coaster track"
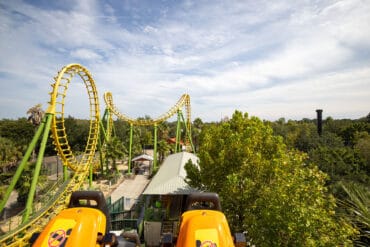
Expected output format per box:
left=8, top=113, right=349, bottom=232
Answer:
left=50, top=64, right=100, bottom=171
left=0, top=64, right=100, bottom=246
left=104, top=91, right=191, bottom=129
left=98, top=108, right=114, bottom=171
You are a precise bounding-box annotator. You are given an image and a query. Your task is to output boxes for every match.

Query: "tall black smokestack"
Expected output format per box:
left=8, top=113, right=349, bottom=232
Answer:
left=316, top=109, right=323, bottom=136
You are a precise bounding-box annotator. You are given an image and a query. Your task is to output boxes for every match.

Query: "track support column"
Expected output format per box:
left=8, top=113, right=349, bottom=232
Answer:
left=153, top=123, right=158, bottom=171
left=128, top=123, right=133, bottom=174
left=175, top=110, right=182, bottom=153
left=98, top=121, right=105, bottom=175
left=23, top=113, right=53, bottom=223
left=89, top=161, right=93, bottom=188
left=63, top=165, right=68, bottom=181
left=180, top=112, right=195, bottom=153
left=0, top=115, right=48, bottom=214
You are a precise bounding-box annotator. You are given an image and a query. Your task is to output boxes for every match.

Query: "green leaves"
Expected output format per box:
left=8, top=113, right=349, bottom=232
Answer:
left=105, top=136, right=127, bottom=173
left=0, top=137, right=22, bottom=169
left=340, top=182, right=370, bottom=246
left=185, top=110, right=357, bottom=246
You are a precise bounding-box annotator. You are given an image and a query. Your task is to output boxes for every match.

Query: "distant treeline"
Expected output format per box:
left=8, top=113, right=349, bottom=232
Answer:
left=268, top=114, right=370, bottom=189
left=1, top=113, right=368, bottom=186
left=0, top=113, right=369, bottom=244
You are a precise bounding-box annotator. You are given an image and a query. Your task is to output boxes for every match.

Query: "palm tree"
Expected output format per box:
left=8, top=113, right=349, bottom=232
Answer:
left=27, top=104, right=44, bottom=126
left=105, top=137, right=126, bottom=174
left=158, top=123, right=169, bottom=139
left=157, top=140, right=171, bottom=163
left=27, top=104, right=45, bottom=161
left=192, top=117, right=203, bottom=152
left=340, top=182, right=370, bottom=246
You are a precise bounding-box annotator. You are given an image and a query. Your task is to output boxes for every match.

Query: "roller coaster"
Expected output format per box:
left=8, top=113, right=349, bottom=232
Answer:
left=0, top=64, right=194, bottom=246
left=104, top=91, right=193, bottom=171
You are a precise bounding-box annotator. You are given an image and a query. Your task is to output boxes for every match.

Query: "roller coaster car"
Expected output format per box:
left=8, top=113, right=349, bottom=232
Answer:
left=175, top=193, right=246, bottom=247
left=30, top=191, right=118, bottom=247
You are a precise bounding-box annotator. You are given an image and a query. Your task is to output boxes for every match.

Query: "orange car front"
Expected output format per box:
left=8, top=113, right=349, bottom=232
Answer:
left=32, top=207, right=106, bottom=247
left=176, top=209, right=235, bottom=247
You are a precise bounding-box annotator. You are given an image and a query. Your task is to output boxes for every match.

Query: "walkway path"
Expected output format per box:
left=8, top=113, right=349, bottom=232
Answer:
left=109, top=174, right=150, bottom=208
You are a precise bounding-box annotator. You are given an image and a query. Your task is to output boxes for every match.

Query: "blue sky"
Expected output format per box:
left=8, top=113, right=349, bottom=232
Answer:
left=0, top=0, right=369, bottom=122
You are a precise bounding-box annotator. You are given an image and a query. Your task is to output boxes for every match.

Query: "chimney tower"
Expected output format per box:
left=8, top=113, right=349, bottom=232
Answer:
left=316, top=109, right=323, bottom=136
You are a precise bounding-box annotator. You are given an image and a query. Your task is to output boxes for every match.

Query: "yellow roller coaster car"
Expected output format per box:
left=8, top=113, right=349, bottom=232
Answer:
left=175, top=193, right=246, bottom=247
left=30, top=191, right=117, bottom=247
left=177, top=209, right=234, bottom=247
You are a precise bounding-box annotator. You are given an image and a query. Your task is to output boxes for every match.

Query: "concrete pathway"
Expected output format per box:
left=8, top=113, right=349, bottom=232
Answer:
left=110, top=175, right=150, bottom=209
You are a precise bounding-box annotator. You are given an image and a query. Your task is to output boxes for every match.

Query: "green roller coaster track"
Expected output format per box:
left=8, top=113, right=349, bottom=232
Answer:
left=0, top=64, right=193, bottom=246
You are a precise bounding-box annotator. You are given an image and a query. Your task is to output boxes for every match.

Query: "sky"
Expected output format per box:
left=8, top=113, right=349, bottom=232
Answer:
left=0, top=0, right=369, bottom=122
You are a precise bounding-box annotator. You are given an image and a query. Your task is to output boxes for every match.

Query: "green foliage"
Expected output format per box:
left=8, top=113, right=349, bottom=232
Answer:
left=270, top=116, right=370, bottom=188
left=324, top=117, right=353, bottom=136
left=270, top=114, right=370, bottom=245
left=63, top=116, right=90, bottom=152
left=192, top=117, right=203, bottom=152
left=0, top=118, right=34, bottom=149
left=354, top=132, right=370, bottom=168
left=158, top=122, right=170, bottom=140
left=0, top=137, right=22, bottom=174
left=185, top=111, right=357, bottom=246
left=367, top=113, right=370, bottom=123
left=15, top=162, right=47, bottom=205
left=340, top=122, right=370, bottom=146
left=271, top=120, right=320, bottom=152
left=105, top=137, right=127, bottom=173
left=117, top=122, right=142, bottom=157
left=308, top=146, right=367, bottom=184
left=0, top=185, right=7, bottom=201
left=137, top=116, right=154, bottom=147
left=144, top=207, right=163, bottom=221
left=157, top=139, right=171, bottom=163
left=340, top=182, right=370, bottom=246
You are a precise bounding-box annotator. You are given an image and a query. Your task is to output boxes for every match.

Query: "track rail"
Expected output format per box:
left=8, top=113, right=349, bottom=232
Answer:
left=50, top=64, right=100, bottom=171
left=0, top=64, right=100, bottom=246
left=104, top=91, right=191, bottom=128
left=0, top=168, right=89, bottom=246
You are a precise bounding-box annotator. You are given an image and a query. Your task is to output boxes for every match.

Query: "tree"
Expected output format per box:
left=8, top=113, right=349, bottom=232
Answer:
left=27, top=104, right=44, bottom=126
left=0, top=118, right=34, bottom=149
left=340, top=182, right=370, bottom=246
left=63, top=116, right=90, bottom=152
left=0, top=137, right=22, bottom=174
left=105, top=137, right=126, bottom=174
left=354, top=132, right=370, bottom=168
left=158, top=122, right=170, bottom=140
left=340, top=122, right=370, bottom=146
left=0, top=137, right=22, bottom=200
left=192, top=117, right=203, bottom=152
left=137, top=116, right=154, bottom=149
left=185, top=111, right=357, bottom=246
left=308, top=146, right=364, bottom=184
left=270, top=120, right=320, bottom=152
left=26, top=104, right=45, bottom=161
left=157, top=139, right=171, bottom=163
left=15, top=161, right=46, bottom=206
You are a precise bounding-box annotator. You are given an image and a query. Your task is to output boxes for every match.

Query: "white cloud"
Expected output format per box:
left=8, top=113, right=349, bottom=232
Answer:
left=71, top=49, right=102, bottom=60
left=0, top=0, right=369, bottom=121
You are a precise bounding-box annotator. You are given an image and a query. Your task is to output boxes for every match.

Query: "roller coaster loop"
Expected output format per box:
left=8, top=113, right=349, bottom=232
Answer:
left=0, top=64, right=100, bottom=246
left=0, top=63, right=193, bottom=246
